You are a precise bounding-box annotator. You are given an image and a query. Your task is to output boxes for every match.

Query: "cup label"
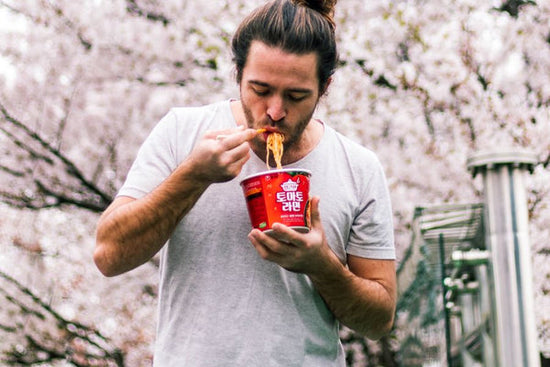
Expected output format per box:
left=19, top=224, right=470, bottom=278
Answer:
left=241, top=170, right=311, bottom=232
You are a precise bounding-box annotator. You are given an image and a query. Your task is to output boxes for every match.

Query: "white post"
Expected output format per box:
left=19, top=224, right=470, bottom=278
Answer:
left=467, top=149, right=540, bottom=367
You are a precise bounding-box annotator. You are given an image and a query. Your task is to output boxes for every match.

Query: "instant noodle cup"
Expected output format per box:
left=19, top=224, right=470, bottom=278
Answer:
left=240, top=169, right=311, bottom=233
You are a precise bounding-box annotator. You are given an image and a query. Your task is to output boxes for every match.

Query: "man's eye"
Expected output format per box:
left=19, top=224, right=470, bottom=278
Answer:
left=288, top=94, right=307, bottom=102
left=253, top=89, right=269, bottom=96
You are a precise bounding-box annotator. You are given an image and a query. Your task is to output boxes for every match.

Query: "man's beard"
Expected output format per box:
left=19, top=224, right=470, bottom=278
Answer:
left=241, top=99, right=315, bottom=152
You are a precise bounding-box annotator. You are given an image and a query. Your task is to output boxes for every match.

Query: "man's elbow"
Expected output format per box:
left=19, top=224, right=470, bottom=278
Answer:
left=359, top=308, right=395, bottom=340
left=93, top=244, right=121, bottom=277
left=366, top=285, right=398, bottom=340
left=368, top=314, right=395, bottom=340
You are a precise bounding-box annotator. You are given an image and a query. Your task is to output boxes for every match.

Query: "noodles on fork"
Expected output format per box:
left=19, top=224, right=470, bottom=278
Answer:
left=266, top=132, right=284, bottom=169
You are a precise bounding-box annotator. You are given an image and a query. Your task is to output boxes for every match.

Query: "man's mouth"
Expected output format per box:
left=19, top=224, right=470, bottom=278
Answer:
left=257, top=126, right=281, bottom=140
left=263, top=126, right=278, bottom=133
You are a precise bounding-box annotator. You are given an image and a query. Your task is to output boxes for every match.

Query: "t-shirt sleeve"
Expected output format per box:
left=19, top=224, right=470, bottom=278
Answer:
left=117, top=110, right=179, bottom=199
left=346, top=157, right=396, bottom=260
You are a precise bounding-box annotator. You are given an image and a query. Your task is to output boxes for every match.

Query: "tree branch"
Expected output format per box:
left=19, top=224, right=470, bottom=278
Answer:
left=0, top=102, right=113, bottom=212
left=492, top=0, right=537, bottom=18
left=0, top=269, right=124, bottom=366
left=0, top=1, right=93, bottom=51
left=125, top=0, right=171, bottom=26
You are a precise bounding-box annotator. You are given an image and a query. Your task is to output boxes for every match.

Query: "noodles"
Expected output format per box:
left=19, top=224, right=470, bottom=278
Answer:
left=266, top=132, right=284, bottom=170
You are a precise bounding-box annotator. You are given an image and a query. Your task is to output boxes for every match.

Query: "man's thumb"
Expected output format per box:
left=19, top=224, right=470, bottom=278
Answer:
left=309, top=195, right=321, bottom=229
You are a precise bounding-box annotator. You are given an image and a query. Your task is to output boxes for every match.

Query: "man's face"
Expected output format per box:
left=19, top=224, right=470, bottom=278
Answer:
left=239, top=41, right=321, bottom=154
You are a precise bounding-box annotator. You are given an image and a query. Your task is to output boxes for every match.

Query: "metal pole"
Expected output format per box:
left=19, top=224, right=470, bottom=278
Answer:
left=467, top=149, right=540, bottom=367
left=439, top=233, right=453, bottom=367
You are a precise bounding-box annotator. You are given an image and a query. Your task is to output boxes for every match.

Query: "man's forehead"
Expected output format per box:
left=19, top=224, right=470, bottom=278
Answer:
left=247, top=41, right=317, bottom=62
left=243, top=41, right=319, bottom=85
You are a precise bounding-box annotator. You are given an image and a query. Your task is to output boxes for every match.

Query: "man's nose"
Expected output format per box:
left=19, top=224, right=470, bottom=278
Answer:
left=266, top=96, right=286, bottom=122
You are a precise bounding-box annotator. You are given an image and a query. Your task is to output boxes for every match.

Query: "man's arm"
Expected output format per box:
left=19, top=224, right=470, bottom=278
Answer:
left=247, top=196, right=397, bottom=339
left=94, top=127, right=257, bottom=277
left=94, top=162, right=209, bottom=277
left=308, top=254, right=396, bottom=339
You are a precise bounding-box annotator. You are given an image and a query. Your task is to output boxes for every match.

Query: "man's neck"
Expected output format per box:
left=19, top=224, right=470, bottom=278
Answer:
left=279, top=119, right=323, bottom=165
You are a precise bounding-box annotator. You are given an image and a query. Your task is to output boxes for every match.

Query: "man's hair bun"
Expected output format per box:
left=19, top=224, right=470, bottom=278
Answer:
left=292, top=0, right=337, bottom=28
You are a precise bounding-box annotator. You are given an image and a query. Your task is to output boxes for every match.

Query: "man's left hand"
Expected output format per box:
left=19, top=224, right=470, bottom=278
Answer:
left=247, top=196, right=338, bottom=275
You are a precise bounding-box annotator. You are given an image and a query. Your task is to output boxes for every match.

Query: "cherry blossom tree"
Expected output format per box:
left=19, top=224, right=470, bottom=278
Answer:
left=1, top=0, right=548, bottom=365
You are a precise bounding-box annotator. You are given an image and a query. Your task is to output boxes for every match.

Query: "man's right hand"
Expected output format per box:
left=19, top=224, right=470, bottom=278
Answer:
left=186, top=126, right=258, bottom=184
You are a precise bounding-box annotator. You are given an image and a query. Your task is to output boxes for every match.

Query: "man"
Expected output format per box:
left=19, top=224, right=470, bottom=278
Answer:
left=94, top=0, right=396, bottom=365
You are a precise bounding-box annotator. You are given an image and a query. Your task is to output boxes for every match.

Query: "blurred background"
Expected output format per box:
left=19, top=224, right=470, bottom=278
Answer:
left=0, top=0, right=548, bottom=365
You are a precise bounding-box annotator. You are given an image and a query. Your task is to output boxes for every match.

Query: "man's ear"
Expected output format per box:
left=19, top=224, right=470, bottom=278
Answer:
left=321, top=77, right=332, bottom=96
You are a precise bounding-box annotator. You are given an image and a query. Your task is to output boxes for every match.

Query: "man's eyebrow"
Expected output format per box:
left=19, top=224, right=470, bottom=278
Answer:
left=248, top=80, right=269, bottom=87
left=248, top=80, right=313, bottom=94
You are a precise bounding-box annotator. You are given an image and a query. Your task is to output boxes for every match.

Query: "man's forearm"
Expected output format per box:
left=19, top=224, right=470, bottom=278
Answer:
left=95, top=126, right=257, bottom=276
left=94, top=162, right=209, bottom=276
left=308, top=254, right=396, bottom=340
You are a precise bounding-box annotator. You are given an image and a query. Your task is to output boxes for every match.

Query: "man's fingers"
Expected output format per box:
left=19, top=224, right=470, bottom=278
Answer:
left=211, top=127, right=256, bottom=149
left=205, top=125, right=244, bottom=138
left=248, top=230, right=280, bottom=260
left=249, top=228, right=294, bottom=255
left=269, top=223, right=302, bottom=245
left=310, top=196, right=322, bottom=230
left=224, top=147, right=251, bottom=175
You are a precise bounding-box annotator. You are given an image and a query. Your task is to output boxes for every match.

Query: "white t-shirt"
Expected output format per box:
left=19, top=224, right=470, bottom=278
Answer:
left=119, top=100, right=395, bottom=366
